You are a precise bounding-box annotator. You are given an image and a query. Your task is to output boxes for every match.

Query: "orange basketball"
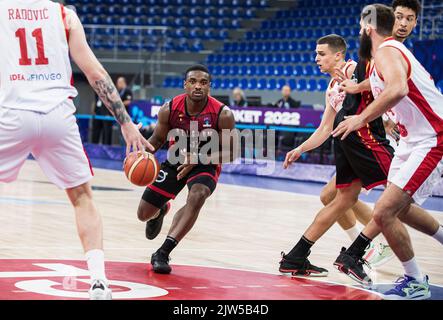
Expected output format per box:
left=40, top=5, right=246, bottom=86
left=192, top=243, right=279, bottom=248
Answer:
left=123, top=151, right=160, bottom=187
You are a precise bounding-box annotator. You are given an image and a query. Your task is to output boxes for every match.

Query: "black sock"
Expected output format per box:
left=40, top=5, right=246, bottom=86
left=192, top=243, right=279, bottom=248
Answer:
left=286, top=236, right=315, bottom=259
left=158, top=236, right=178, bottom=256
left=347, top=233, right=372, bottom=257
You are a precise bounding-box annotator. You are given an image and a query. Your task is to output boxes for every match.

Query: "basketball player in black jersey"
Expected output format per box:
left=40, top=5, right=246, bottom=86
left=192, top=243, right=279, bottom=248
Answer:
left=136, top=65, right=236, bottom=274
left=279, top=56, right=396, bottom=277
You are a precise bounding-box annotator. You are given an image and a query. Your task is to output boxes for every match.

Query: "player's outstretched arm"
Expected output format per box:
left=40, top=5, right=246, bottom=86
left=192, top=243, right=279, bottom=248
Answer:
left=65, top=8, right=152, bottom=154
left=283, top=100, right=335, bottom=169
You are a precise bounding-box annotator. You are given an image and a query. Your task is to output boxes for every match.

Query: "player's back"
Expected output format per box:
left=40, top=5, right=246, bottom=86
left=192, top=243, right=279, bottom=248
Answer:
left=0, top=0, right=77, bottom=113
left=371, top=38, right=443, bottom=142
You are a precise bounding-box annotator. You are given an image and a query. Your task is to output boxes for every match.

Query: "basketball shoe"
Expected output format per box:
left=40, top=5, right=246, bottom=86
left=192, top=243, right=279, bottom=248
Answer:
left=279, top=251, right=328, bottom=277
left=383, top=275, right=431, bottom=300
left=363, top=242, right=394, bottom=268
left=145, top=202, right=171, bottom=240
left=89, top=279, right=112, bottom=300
left=334, top=247, right=372, bottom=287
left=151, top=250, right=172, bottom=274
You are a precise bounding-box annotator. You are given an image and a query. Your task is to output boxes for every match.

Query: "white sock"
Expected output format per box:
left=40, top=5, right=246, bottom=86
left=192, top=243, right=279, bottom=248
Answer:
left=401, top=257, right=423, bottom=281
left=432, top=225, right=443, bottom=245
left=85, top=249, right=108, bottom=284
left=344, top=225, right=361, bottom=241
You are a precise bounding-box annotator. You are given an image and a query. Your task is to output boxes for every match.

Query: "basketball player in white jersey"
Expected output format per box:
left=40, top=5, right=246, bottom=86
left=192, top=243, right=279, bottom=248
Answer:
left=284, top=34, right=392, bottom=268
left=333, top=4, right=443, bottom=300
left=0, top=0, right=152, bottom=299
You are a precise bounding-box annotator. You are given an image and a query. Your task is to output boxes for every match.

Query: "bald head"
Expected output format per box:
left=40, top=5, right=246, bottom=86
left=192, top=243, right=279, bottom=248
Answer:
left=282, top=85, right=291, bottom=99
left=116, top=77, right=127, bottom=91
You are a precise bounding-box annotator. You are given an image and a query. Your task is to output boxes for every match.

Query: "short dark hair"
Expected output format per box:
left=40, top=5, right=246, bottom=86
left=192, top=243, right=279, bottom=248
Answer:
left=362, top=4, right=395, bottom=37
left=317, top=34, right=347, bottom=54
left=184, top=64, right=211, bottom=81
left=392, top=0, right=421, bottom=17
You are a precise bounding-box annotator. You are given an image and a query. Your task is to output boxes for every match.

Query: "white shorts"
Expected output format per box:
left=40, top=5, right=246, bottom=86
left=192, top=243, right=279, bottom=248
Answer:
left=0, top=100, right=93, bottom=189
left=388, top=138, right=443, bottom=205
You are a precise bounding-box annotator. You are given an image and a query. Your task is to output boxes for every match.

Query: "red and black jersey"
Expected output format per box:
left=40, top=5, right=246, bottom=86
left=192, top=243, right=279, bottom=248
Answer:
left=168, top=93, right=225, bottom=132
left=167, top=93, right=226, bottom=157
left=341, top=59, right=387, bottom=143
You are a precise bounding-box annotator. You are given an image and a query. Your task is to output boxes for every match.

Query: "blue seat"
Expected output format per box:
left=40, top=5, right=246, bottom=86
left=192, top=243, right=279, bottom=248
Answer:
left=220, top=78, right=230, bottom=90
left=301, top=53, right=313, bottom=63
left=298, top=41, right=308, bottom=51
left=248, top=78, right=258, bottom=90
left=294, top=65, right=304, bottom=76
left=247, top=65, right=257, bottom=76
left=230, top=65, right=239, bottom=76
left=257, top=78, right=267, bottom=90
left=297, top=79, right=307, bottom=91
left=221, top=65, right=230, bottom=76
left=274, top=65, right=284, bottom=76
left=307, top=79, right=317, bottom=91
left=240, top=78, right=248, bottom=89
left=277, top=78, right=286, bottom=90
left=257, top=65, right=266, bottom=76
left=304, top=65, right=314, bottom=76
left=229, top=78, right=239, bottom=89
left=317, top=79, right=328, bottom=91
left=267, top=78, right=277, bottom=90
left=240, top=65, right=248, bottom=76
left=288, top=79, right=297, bottom=90
left=273, top=53, right=283, bottom=63
left=291, top=53, right=301, bottom=63
left=212, top=78, right=222, bottom=89
left=283, top=65, right=293, bottom=76
left=265, top=65, right=275, bottom=76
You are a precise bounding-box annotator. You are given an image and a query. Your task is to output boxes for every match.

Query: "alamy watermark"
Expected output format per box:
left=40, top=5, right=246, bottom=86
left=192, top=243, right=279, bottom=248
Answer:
left=165, top=121, right=277, bottom=175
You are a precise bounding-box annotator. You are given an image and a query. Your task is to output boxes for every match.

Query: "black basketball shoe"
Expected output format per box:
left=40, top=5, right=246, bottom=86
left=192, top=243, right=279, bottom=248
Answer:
left=145, top=202, right=171, bottom=240
left=279, top=251, right=328, bottom=277
left=151, top=250, right=172, bottom=274
left=334, top=247, right=372, bottom=287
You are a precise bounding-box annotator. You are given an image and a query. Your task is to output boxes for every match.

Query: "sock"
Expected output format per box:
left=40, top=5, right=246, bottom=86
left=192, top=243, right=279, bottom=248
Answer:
left=85, top=249, right=107, bottom=283
left=159, top=236, right=178, bottom=255
left=344, top=225, right=362, bottom=241
left=402, top=257, right=423, bottom=281
left=347, top=232, right=372, bottom=257
left=432, top=225, right=443, bottom=245
left=286, top=236, right=314, bottom=259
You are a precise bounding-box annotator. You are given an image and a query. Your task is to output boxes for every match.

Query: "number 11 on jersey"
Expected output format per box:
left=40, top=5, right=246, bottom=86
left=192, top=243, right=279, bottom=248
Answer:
left=15, top=28, right=49, bottom=66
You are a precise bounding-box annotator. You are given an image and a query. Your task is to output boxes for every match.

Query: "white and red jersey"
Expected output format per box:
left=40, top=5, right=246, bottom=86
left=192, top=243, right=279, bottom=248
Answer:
left=0, top=0, right=77, bottom=113
left=326, top=59, right=357, bottom=112
left=369, top=38, right=443, bottom=144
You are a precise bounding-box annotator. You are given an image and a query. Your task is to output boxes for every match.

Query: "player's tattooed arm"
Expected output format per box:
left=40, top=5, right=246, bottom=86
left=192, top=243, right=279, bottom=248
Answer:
left=148, top=103, right=171, bottom=153
left=92, top=75, right=132, bottom=125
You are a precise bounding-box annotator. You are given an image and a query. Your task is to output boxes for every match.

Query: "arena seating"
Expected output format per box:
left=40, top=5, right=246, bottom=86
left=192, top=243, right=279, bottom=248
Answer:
left=67, top=0, right=442, bottom=93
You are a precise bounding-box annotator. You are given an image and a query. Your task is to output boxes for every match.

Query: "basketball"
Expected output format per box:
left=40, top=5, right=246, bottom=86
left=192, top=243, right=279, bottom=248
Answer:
left=123, top=151, right=159, bottom=187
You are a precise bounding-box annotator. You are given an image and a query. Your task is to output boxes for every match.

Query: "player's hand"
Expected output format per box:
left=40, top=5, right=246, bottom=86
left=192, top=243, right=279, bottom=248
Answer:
left=338, top=79, right=360, bottom=94
left=283, top=148, right=303, bottom=169
left=383, top=119, right=400, bottom=142
left=177, top=151, right=197, bottom=180
left=331, top=115, right=365, bottom=140
left=334, top=67, right=348, bottom=83
left=120, top=122, right=154, bottom=155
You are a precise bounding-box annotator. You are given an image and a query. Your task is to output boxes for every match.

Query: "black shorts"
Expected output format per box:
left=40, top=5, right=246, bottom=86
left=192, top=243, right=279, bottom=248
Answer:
left=141, top=161, right=221, bottom=208
left=333, top=110, right=394, bottom=190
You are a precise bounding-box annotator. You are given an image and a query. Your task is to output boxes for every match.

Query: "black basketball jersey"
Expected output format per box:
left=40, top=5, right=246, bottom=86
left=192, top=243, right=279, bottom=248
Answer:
left=340, top=59, right=387, bottom=140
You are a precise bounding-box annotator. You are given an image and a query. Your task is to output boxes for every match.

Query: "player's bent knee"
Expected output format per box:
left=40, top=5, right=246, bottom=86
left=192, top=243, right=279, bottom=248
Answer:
left=187, top=186, right=211, bottom=208
left=137, top=200, right=159, bottom=222
left=320, top=187, right=335, bottom=206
